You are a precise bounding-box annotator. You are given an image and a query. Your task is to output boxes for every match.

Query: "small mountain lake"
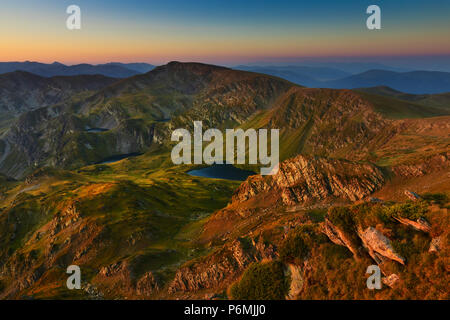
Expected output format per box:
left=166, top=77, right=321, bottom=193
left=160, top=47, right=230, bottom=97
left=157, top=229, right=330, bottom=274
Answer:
left=96, top=153, right=142, bottom=165
left=86, top=127, right=109, bottom=133
left=187, top=164, right=255, bottom=181
left=155, top=118, right=170, bottom=123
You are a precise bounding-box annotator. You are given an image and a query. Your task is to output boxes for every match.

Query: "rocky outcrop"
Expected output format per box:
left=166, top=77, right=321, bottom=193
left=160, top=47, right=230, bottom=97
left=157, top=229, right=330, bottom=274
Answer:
left=358, top=227, right=405, bottom=265
left=48, top=201, right=81, bottom=237
left=321, top=217, right=408, bottom=265
left=284, top=263, right=303, bottom=300
left=321, top=218, right=360, bottom=257
left=168, top=238, right=275, bottom=293
left=392, top=152, right=449, bottom=178
left=232, top=155, right=385, bottom=206
left=394, top=217, right=431, bottom=233
left=94, top=260, right=160, bottom=297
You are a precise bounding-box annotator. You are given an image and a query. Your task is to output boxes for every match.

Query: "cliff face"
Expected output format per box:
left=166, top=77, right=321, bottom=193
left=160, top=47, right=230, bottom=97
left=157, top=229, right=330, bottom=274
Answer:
left=232, top=155, right=385, bottom=206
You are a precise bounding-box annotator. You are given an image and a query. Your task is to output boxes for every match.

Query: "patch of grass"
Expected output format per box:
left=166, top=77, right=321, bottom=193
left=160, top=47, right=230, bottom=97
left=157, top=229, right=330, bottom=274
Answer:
left=421, top=193, right=448, bottom=206
left=279, top=225, right=324, bottom=263
left=229, top=261, right=289, bottom=300
left=382, top=201, right=429, bottom=220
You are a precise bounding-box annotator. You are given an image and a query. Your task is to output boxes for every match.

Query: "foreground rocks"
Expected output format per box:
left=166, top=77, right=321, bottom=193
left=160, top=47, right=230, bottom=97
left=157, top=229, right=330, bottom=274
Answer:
left=168, top=238, right=275, bottom=294
left=394, top=216, right=431, bottom=233
left=321, top=218, right=360, bottom=257
left=284, top=264, right=303, bottom=300
left=357, top=227, right=405, bottom=265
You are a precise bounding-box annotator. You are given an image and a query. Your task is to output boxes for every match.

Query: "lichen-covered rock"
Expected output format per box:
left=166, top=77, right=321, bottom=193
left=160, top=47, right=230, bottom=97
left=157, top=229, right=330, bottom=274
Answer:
left=358, top=227, right=405, bottom=265
left=394, top=217, right=431, bottom=233
left=321, top=218, right=360, bottom=257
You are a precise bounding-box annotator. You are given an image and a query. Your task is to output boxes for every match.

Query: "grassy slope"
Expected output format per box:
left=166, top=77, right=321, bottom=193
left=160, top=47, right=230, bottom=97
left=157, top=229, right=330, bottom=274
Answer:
left=356, top=91, right=449, bottom=119
left=0, top=150, right=242, bottom=299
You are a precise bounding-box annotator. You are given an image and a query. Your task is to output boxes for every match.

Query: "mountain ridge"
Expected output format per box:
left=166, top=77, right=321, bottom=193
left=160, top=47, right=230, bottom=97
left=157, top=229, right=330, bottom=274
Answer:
left=0, top=61, right=155, bottom=78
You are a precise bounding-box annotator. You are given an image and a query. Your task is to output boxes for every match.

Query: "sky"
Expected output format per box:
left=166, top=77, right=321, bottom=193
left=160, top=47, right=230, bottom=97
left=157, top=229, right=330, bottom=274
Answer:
left=1, top=0, right=450, bottom=68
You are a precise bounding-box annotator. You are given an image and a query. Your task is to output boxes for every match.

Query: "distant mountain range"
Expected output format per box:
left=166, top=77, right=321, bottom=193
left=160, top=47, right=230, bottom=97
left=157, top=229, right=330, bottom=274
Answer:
left=236, top=66, right=450, bottom=94
left=0, top=61, right=155, bottom=78
left=1, top=62, right=450, bottom=94
left=323, top=70, right=450, bottom=94
left=235, top=65, right=351, bottom=86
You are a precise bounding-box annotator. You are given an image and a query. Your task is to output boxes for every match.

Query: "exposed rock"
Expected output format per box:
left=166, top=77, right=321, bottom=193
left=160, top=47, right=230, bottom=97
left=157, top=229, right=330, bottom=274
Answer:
left=136, top=272, right=160, bottom=296
left=358, top=227, right=405, bottom=265
left=404, top=190, right=421, bottom=201
left=429, top=237, right=442, bottom=252
left=321, top=218, right=360, bottom=257
left=168, top=238, right=275, bottom=293
left=382, top=274, right=400, bottom=288
left=392, top=152, right=449, bottom=178
left=284, top=263, right=303, bottom=300
left=49, top=201, right=81, bottom=237
left=394, top=217, right=431, bottom=233
left=95, top=260, right=160, bottom=297
left=232, top=155, right=385, bottom=206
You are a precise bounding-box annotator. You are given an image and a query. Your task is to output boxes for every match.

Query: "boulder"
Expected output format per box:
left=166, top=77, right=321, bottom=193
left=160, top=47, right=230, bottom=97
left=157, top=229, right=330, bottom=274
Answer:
left=394, top=217, right=431, bottom=233
left=358, top=227, right=405, bottom=265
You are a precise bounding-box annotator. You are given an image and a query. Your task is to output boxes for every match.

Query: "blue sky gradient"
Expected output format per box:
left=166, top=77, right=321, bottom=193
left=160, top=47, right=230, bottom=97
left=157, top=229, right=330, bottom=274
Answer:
left=1, top=0, right=449, bottom=68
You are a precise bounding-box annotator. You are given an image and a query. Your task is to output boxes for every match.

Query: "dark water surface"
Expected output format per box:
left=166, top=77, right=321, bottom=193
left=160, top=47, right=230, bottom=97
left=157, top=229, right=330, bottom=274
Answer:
left=187, top=164, right=255, bottom=181
left=86, top=128, right=109, bottom=133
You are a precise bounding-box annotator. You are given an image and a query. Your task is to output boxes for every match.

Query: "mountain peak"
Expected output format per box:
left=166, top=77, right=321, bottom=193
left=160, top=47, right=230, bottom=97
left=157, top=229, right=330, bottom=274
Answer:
left=164, top=61, right=229, bottom=70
